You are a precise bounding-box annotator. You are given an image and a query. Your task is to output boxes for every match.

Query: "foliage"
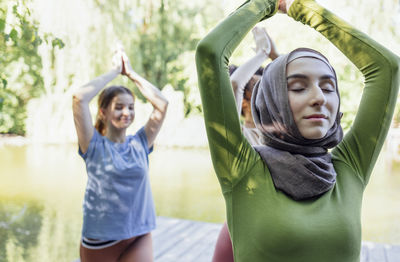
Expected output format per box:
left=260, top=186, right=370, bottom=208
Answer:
left=94, top=0, right=213, bottom=116
left=0, top=0, right=64, bottom=135
left=2, top=0, right=400, bottom=139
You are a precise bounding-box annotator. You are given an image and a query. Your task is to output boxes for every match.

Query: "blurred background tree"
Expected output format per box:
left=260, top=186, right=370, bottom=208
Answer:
left=94, top=0, right=205, bottom=116
left=0, top=0, right=399, bottom=143
left=0, top=0, right=63, bottom=135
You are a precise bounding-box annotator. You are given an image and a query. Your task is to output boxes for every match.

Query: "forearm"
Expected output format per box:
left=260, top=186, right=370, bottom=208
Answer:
left=73, top=69, right=120, bottom=103
left=231, top=50, right=268, bottom=114
left=72, top=70, right=119, bottom=152
left=126, top=70, right=168, bottom=113
left=289, top=0, right=399, bottom=73
left=196, top=0, right=278, bottom=127
left=195, top=0, right=278, bottom=183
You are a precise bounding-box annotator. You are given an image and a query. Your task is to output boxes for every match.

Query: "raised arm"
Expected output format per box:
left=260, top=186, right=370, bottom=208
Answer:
left=231, top=27, right=279, bottom=115
left=195, top=0, right=279, bottom=187
left=72, top=52, right=122, bottom=153
left=121, top=53, right=168, bottom=148
left=285, top=0, right=399, bottom=183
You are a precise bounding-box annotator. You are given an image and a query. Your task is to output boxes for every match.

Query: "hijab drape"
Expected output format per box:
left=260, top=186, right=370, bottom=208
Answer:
left=251, top=48, right=343, bottom=200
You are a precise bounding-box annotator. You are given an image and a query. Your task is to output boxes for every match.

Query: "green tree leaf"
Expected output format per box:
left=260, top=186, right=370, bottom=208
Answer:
left=10, top=28, right=18, bottom=43
left=2, top=79, right=7, bottom=89
left=0, top=19, right=5, bottom=32
left=51, top=37, right=65, bottom=49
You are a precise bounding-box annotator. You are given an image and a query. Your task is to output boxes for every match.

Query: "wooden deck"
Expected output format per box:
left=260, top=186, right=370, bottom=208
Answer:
left=153, top=216, right=400, bottom=262
left=73, top=216, right=400, bottom=262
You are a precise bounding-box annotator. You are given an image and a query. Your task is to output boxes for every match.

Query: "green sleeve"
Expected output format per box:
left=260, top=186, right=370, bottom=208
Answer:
left=195, top=0, right=278, bottom=190
left=289, top=0, right=400, bottom=184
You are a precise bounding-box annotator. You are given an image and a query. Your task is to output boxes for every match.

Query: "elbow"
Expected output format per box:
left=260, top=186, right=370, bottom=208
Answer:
left=384, top=52, right=400, bottom=70
left=159, top=98, right=169, bottom=114
left=72, top=92, right=84, bottom=104
left=195, top=38, right=218, bottom=65
left=384, top=54, right=400, bottom=80
left=372, top=55, right=400, bottom=85
left=72, top=93, right=82, bottom=105
left=384, top=56, right=400, bottom=89
left=163, top=99, right=169, bottom=112
left=391, top=56, right=400, bottom=81
left=72, top=91, right=87, bottom=106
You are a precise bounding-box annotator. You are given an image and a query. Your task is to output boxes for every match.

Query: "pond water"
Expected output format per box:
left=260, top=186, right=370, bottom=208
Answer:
left=0, top=143, right=399, bottom=262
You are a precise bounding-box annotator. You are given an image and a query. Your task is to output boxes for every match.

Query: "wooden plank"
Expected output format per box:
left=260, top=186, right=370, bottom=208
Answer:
left=153, top=218, right=400, bottom=262
left=364, top=242, right=388, bottom=262
left=184, top=225, right=221, bottom=262
left=153, top=218, right=197, bottom=259
left=385, top=244, right=400, bottom=262
left=152, top=216, right=181, bottom=239
left=360, top=243, right=370, bottom=262
left=155, top=221, right=208, bottom=261
left=72, top=217, right=400, bottom=262
left=172, top=222, right=220, bottom=262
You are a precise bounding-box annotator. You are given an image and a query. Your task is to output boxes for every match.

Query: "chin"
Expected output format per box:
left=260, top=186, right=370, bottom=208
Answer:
left=113, top=122, right=132, bottom=130
left=301, top=129, right=328, bottom=140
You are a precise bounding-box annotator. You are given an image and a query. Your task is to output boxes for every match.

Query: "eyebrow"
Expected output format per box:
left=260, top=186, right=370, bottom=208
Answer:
left=286, top=74, right=335, bottom=81
left=115, top=103, right=134, bottom=106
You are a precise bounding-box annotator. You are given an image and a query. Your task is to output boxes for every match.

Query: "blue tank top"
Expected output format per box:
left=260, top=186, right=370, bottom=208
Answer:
left=79, top=127, right=155, bottom=240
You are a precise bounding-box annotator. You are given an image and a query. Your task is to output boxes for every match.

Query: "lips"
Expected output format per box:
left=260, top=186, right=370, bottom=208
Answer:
left=304, top=114, right=327, bottom=119
left=120, top=118, right=131, bottom=122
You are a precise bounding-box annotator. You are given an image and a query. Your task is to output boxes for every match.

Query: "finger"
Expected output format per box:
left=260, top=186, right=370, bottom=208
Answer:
left=122, top=52, right=129, bottom=62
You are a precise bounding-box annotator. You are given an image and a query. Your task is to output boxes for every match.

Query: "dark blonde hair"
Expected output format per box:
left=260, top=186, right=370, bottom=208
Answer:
left=229, top=65, right=264, bottom=116
left=95, top=86, right=135, bottom=136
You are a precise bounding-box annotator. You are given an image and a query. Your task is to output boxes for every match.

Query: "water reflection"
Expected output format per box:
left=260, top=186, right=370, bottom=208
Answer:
left=0, top=200, right=43, bottom=261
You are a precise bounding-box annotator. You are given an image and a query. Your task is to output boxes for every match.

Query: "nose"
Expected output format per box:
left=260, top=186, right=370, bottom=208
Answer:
left=310, top=85, right=326, bottom=106
left=122, top=107, right=130, bottom=115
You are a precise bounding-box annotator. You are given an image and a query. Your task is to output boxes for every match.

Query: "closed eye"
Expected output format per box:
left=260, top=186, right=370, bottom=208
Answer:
left=288, top=80, right=307, bottom=91
left=320, top=81, right=335, bottom=92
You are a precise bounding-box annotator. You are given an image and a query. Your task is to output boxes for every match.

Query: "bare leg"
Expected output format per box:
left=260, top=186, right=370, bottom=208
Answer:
left=212, top=222, right=234, bottom=262
left=80, top=236, right=138, bottom=262
left=118, top=233, right=153, bottom=262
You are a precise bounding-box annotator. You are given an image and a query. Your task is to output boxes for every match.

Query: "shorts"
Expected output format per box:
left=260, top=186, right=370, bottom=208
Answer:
left=81, top=237, right=122, bottom=250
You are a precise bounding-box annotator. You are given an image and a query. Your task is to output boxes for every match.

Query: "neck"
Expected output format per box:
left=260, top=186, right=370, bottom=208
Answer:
left=105, top=127, right=127, bottom=143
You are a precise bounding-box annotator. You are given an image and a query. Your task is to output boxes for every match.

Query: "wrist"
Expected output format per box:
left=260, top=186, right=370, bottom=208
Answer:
left=126, top=68, right=136, bottom=78
left=257, top=49, right=270, bottom=60
left=270, top=52, right=280, bottom=60
left=110, top=68, right=121, bottom=76
left=257, top=49, right=269, bottom=59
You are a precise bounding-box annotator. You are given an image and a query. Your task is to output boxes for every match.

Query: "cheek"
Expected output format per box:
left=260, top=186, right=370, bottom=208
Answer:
left=328, top=95, right=340, bottom=114
left=288, top=94, right=301, bottom=118
left=327, top=95, right=339, bottom=127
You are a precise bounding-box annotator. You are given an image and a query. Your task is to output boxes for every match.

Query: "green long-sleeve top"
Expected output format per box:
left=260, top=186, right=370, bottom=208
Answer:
left=195, top=0, right=399, bottom=261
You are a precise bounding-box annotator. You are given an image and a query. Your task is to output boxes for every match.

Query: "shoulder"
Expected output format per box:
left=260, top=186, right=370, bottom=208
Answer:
left=128, top=127, right=153, bottom=153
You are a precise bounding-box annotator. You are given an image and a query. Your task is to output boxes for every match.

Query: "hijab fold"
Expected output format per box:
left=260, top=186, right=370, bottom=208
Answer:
left=251, top=48, right=343, bottom=200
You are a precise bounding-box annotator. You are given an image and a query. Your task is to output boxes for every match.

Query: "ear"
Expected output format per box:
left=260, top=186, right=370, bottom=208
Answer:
left=99, top=108, right=106, bottom=121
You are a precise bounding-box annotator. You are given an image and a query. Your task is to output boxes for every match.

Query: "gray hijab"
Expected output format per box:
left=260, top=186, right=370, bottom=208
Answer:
left=251, top=48, right=343, bottom=200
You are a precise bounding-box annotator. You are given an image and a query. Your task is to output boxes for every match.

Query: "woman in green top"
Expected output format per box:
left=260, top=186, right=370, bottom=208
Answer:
left=195, top=0, right=399, bottom=261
